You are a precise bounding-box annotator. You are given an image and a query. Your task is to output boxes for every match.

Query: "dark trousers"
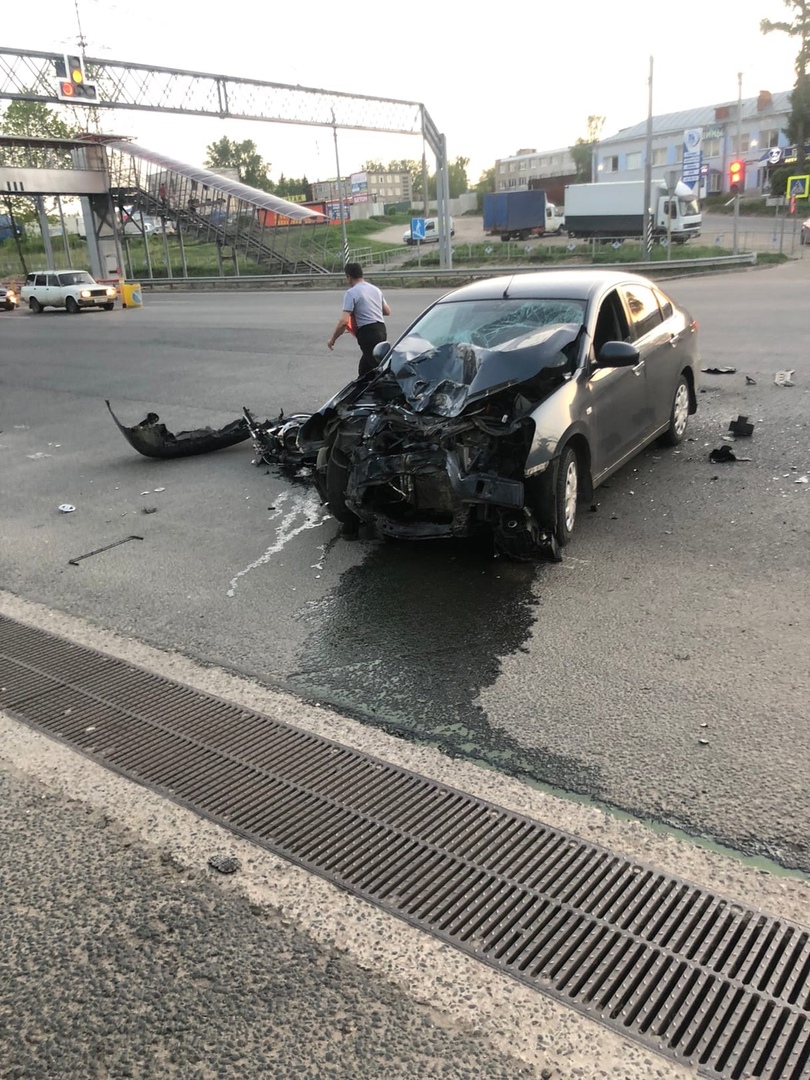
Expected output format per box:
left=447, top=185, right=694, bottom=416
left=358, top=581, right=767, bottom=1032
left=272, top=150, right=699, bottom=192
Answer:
left=355, top=322, right=388, bottom=376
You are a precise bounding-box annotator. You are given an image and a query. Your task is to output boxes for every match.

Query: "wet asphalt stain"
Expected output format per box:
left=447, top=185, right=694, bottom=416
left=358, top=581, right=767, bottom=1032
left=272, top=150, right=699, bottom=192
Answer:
left=289, top=538, right=604, bottom=797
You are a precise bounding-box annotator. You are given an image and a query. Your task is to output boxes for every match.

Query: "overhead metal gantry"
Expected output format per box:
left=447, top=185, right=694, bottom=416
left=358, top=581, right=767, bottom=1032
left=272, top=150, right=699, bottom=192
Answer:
left=0, top=47, right=452, bottom=267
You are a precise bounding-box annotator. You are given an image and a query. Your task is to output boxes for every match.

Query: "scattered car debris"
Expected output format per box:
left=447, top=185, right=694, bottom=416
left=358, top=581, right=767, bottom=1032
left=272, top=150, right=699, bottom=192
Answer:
left=709, top=447, right=737, bottom=463
left=208, top=854, right=240, bottom=874
left=745, top=376, right=757, bottom=386
left=142, top=506, right=158, bottom=514
left=774, top=370, right=795, bottom=387
left=795, top=476, right=809, bottom=485
left=698, top=738, right=710, bottom=746
left=108, top=270, right=701, bottom=560
left=701, top=366, right=736, bottom=375
left=58, top=504, right=76, bottom=513
left=106, top=400, right=251, bottom=459
left=69, top=535, right=143, bottom=566
left=728, top=415, right=754, bottom=437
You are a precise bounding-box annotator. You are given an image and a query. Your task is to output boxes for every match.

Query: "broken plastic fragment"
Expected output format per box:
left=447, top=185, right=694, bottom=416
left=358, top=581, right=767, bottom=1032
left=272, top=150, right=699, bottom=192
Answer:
left=745, top=376, right=757, bottom=386
left=58, top=504, right=76, bottom=513
left=774, top=370, right=795, bottom=387
left=709, top=447, right=737, bottom=463
left=728, top=416, right=754, bottom=437
left=701, top=366, right=737, bottom=375
left=107, top=400, right=250, bottom=459
left=795, top=476, right=809, bottom=485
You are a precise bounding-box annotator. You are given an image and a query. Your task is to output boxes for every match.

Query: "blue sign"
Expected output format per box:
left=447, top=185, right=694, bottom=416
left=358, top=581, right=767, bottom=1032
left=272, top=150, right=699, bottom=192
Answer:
left=410, top=217, right=426, bottom=241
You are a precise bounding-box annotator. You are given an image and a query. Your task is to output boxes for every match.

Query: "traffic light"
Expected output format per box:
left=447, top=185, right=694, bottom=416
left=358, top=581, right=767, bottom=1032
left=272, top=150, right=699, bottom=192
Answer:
left=55, top=54, right=97, bottom=102
left=728, top=159, right=745, bottom=195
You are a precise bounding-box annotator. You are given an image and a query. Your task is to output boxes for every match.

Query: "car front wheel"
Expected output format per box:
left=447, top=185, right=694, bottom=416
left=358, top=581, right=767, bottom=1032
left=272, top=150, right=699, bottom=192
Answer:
left=65, top=296, right=79, bottom=314
left=325, top=445, right=355, bottom=525
left=29, top=297, right=42, bottom=313
left=554, top=446, right=579, bottom=545
left=662, top=375, right=690, bottom=445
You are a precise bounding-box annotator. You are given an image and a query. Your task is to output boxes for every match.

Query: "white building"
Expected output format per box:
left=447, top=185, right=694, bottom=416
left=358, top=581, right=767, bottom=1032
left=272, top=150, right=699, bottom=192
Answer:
left=595, top=90, right=792, bottom=194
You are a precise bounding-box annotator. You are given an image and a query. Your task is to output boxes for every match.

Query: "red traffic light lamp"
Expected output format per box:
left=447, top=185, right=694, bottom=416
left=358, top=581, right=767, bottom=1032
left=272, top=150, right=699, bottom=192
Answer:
left=728, top=159, right=745, bottom=195
left=55, top=54, right=97, bottom=102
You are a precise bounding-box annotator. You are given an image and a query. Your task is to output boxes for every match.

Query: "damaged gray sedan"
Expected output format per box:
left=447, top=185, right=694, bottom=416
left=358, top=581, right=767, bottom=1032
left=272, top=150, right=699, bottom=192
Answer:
left=110, top=269, right=698, bottom=559
left=295, top=270, right=699, bottom=558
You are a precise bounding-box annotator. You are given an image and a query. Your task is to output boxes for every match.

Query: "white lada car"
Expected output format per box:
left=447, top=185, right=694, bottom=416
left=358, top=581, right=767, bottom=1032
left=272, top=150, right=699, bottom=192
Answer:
left=21, top=270, right=117, bottom=313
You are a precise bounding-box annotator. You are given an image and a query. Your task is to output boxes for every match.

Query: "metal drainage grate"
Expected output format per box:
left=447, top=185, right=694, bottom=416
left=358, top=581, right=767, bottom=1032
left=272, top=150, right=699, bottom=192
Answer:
left=1, top=612, right=809, bottom=1080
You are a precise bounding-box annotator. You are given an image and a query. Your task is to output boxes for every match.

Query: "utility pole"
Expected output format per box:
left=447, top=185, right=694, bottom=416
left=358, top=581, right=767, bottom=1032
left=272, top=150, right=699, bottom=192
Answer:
left=331, top=109, right=349, bottom=269
left=642, top=56, right=654, bottom=261
left=733, top=72, right=742, bottom=256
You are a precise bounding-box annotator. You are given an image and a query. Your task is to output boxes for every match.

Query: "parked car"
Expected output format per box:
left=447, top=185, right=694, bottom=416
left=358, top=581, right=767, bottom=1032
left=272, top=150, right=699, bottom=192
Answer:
left=402, top=216, right=455, bottom=245
left=21, top=270, right=118, bottom=313
left=294, top=269, right=699, bottom=557
left=0, top=283, right=19, bottom=311
left=801, top=218, right=810, bottom=245
left=151, top=219, right=176, bottom=235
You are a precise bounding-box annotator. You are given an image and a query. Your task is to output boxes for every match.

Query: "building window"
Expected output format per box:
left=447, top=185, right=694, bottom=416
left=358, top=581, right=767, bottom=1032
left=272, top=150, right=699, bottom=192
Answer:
left=708, top=171, right=722, bottom=193
left=704, top=138, right=721, bottom=158
left=626, top=151, right=641, bottom=171
left=519, top=160, right=526, bottom=170
left=731, top=133, right=750, bottom=154
left=652, top=147, right=668, bottom=167
left=760, top=128, right=779, bottom=148
left=603, top=156, right=619, bottom=173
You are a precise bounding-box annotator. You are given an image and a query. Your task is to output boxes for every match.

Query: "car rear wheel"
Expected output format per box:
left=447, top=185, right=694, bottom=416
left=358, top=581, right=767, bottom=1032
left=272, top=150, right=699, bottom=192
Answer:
left=554, top=446, right=579, bottom=546
left=65, top=296, right=79, bottom=314
left=29, top=297, right=42, bottom=313
left=662, top=375, right=690, bottom=446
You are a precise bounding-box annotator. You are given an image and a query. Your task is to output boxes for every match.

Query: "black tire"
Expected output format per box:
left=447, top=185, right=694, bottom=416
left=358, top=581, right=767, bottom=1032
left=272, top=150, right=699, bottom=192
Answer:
left=553, top=445, right=579, bottom=546
left=661, top=374, right=690, bottom=446
left=29, top=297, right=42, bottom=313
left=65, top=296, right=79, bottom=314
left=103, top=302, right=114, bottom=310
left=325, top=445, right=355, bottom=525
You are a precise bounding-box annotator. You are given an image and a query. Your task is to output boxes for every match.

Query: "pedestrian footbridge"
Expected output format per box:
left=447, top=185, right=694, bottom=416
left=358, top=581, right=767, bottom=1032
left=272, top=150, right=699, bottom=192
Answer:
left=0, top=134, right=335, bottom=281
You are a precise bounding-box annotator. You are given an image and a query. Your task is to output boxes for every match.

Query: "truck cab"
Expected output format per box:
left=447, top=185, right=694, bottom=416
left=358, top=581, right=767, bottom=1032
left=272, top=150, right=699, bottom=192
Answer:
left=545, top=204, right=565, bottom=235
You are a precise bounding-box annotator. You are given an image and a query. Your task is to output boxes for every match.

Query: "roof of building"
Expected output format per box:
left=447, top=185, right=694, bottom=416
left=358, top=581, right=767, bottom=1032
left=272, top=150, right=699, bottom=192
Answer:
left=600, top=91, right=792, bottom=144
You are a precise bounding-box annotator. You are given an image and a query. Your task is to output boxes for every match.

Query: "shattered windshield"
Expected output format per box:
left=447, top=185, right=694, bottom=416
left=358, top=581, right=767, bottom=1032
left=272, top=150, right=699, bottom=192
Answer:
left=58, top=272, right=95, bottom=286
left=387, top=297, right=586, bottom=416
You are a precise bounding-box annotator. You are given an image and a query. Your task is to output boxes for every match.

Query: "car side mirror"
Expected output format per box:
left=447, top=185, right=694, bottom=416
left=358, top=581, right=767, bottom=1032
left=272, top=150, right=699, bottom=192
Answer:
left=372, top=341, right=391, bottom=361
left=596, top=340, right=640, bottom=368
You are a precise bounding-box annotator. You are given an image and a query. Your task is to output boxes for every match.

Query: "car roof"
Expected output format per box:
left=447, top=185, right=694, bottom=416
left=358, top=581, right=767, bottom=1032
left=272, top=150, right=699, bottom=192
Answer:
left=435, top=269, right=665, bottom=305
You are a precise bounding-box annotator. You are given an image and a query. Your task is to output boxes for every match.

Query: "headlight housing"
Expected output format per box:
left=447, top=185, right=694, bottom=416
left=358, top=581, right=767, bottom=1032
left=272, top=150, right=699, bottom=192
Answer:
left=106, top=287, right=117, bottom=297
left=80, top=289, right=91, bottom=298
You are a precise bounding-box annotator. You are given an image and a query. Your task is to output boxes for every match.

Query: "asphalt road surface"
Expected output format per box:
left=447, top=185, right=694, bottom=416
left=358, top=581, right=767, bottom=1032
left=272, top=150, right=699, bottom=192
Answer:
left=1, top=262, right=808, bottom=873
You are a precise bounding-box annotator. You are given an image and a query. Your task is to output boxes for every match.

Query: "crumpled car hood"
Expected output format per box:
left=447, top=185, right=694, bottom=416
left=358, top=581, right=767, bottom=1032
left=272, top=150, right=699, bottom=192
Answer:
left=388, top=323, right=581, bottom=417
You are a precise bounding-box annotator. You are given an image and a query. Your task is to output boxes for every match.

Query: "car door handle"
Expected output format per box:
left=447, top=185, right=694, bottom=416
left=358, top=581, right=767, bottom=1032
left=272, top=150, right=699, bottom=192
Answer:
left=632, top=359, right=645, bottom=375
left=669, top=334, right=681, bottom=347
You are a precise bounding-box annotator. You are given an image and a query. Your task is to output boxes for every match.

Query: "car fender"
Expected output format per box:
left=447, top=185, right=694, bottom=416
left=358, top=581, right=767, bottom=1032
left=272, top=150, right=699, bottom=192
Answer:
left=524, top=377, right=590, bottom=477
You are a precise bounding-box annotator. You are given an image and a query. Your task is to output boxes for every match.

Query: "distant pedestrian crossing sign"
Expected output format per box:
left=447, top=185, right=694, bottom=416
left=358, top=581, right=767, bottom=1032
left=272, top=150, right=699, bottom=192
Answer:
left=786, top=175, right=809, bottom=198
left=410, top=217, right=426, bottom=240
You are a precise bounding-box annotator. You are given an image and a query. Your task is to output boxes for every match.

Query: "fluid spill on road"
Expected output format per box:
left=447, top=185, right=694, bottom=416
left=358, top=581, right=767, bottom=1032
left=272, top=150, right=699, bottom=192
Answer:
left=290, top=539, right=603, bottom=795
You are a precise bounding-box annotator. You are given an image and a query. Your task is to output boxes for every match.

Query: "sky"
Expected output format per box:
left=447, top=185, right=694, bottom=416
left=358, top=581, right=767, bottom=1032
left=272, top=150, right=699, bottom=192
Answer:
left=6, top=0, right=801, bottom=184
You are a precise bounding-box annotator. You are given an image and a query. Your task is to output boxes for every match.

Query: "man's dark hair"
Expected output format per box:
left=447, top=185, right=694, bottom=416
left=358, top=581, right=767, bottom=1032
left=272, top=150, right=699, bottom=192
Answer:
left=344, top=262, right=364, bottom=280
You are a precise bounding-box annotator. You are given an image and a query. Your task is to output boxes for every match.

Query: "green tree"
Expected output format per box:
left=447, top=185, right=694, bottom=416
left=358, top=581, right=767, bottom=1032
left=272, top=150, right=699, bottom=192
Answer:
left=570, top=114, right=605, bottom=183
left=761, top=0, right=810, bottom=165
left=447, top=155, right=470, bottom=198
left=204, top=136, right=273, bottom=190
left=361, top=159, right=385, bottom=172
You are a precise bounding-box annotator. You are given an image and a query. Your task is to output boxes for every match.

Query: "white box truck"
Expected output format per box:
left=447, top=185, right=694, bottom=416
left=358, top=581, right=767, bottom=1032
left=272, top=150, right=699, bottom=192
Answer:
left=564, top=180, right=701, bottom=243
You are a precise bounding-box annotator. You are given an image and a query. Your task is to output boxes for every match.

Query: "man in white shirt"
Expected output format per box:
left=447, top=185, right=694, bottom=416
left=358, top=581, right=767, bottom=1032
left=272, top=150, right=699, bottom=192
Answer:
left=327, top=263, right=391, bottom=376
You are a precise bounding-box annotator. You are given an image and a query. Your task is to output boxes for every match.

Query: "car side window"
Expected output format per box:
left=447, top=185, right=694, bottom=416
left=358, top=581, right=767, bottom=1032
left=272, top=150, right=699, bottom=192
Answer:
left=622, top=284, right=664, bottom=340
left=26, top=273, right=35, bottom=285
left=654, top=289, right=673, bottom=320
left=35, top=274, right=47, bottom=286
left=47, top=274, right=59, bottom=287
left=592, top=290, right=631, bottom=357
